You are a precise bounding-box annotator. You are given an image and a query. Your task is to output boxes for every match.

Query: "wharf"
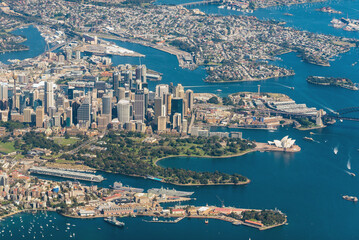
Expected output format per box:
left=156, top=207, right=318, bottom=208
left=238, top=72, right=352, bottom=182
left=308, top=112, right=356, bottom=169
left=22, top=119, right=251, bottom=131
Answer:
left=143, top=217, right=185, bottom=223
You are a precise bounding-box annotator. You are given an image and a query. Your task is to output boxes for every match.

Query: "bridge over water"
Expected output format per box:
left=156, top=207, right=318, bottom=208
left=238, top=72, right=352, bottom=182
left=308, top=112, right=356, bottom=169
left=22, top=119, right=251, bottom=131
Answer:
left=178, top=0, right=221, bottom=7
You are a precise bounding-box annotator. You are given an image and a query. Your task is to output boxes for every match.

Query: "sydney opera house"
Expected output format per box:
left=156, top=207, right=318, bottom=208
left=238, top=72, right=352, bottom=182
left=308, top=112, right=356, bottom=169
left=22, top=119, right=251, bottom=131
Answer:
left=268, top=136, right=296, bottom=149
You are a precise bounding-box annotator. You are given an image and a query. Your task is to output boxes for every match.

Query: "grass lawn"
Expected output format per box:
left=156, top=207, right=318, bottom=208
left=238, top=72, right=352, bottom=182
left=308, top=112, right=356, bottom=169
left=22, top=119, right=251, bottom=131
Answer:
left=0, top=142, right=17, bottom=154
left=52, top=137, right=79, bottom=146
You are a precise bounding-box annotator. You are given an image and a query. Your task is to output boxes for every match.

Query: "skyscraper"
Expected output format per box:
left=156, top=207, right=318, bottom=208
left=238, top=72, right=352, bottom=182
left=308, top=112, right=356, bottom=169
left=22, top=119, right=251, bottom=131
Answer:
left=77, top=97, right=91, bottom=126
left=171, top=97, right=184, bottom=119
left=102, top=94, right=112, bottom=120
left=117, top=99, right=131, bottom=124
left=175, top=84, right=185, bottom=98
left=133, top=90, right=145, bottom=121
left=154, top=97, right=165, bottom=120
left=36, top=106, right=44, bottom=128
left=44, top=81, right=54, bottom=114
left=155, top=84, right=169, bottom=99
left=23, top=107, right=33, bottom=123
left=185, top=89, right=194, bottom=111
left=0, top=84, right=8, bottom=101
left=113, top=72, right=120, bottom=100
left=66, top=107, right=73, bottom=127
left=136, top=65, right=147, bottom=83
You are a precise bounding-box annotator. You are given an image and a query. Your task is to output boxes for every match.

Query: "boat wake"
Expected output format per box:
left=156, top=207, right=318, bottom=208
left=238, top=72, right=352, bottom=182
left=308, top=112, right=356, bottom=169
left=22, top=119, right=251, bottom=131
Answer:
left=347, top=154, right=352, bottom=170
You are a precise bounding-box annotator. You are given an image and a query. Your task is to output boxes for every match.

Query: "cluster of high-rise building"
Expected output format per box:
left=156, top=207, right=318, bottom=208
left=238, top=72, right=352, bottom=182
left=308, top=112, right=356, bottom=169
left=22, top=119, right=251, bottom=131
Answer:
left=1, top=64, right=194, bottom=135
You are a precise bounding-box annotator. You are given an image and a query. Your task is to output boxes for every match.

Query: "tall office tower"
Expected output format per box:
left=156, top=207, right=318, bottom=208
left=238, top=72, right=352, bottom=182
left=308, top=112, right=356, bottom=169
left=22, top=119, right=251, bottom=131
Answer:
left=29, top=92, right=34, bottom=107
left=136, top=79, right=142, bottom=90
left=75, top=50, right=81, bottom=60
left=117, top=99, right=131, bottom=124
left=175, top=84, right=185, bottom=98
left=36, top=106, right=44, bottom=128
left=0, top=174, right=8, bottom=187
left=102, top=94, right=112, bottom=121
left=49, top=106, right=57, bottom=118
left=68, top=87, right=75, bottom=100
left=123, top=70, right=132, bottom=87
left=185, top=89, right=194, bottom=111
left=171, top=97, right=184, bottom=119
left=66, top=107, right=73, bottom=127
left=113, top=72, right=120, bottom=100
left=133, top=90, right=145, bottom=121
left=143, top=88, right=149, bottom=113
left=155, top=84, right=169, bottom=99
left=72, top=101, right=80, bottom=125
left=136, top=65, right=147, bottom=83
left=77, top=97, right=91, bottom=126
left=172, top=113, right=182, bottom=130
left=23, top=107, right=33, bottom=123
left=17, top=74, right=27, bottom=83
left=182, top=119, right=188, bottom=133
left=44, top=81, right=54, bottom=114
left=19, top=95, right=26, bottom=113
left=154, top=97, right=164, bottom=120
left=157, top=116, right=167, bottom=132
left=0, top=84, right=8, bottom=100
left=97, top=115, right=110, bottom=130
left=166, top=93, right=172, bottom=116
left=12, top=73, right=17, bottom=111
left=169, top=82, right=175, bottom=94
left=53, top=113, right=61, bottom=127
left=65, top=48, right=72, bottom=60
left=118, top=87, right=126, bottom=100
left=56, top=94, right=65, bottom=108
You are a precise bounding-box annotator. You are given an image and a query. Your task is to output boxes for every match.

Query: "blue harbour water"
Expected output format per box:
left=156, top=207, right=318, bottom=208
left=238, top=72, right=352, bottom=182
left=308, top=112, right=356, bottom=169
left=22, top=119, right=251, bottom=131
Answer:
left=1, top=1, right=359, bottom=239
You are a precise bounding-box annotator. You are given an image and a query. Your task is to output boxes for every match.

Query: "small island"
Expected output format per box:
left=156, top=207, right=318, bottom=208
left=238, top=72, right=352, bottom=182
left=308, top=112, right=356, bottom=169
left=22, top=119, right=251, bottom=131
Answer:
left=316, top=7, right=342, bottom=14
left=307, top=76, right=358, bottom=91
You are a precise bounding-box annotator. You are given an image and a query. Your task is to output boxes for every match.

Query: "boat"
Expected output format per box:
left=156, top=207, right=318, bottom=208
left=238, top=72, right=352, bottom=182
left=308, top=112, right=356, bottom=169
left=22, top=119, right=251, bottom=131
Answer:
left=216, top=89, right=222, bottom=92
left=111, top=181, right=144, bottom=193
left=148, top=186, right=194, bottom=197
left=348, top=172, right=356, bottom=177
left=146, top=176, right=163, bottom=182
left=342, top=195, right=358, bottom=202
left=334, top=147, right=338, bottom=155
left=104, top=217, right=125, bottom=227
left=290, top=87, right=295, bottom=90
left=205, top=219, right=209, bottom=224
left=303, top=137, right=314, bottom=141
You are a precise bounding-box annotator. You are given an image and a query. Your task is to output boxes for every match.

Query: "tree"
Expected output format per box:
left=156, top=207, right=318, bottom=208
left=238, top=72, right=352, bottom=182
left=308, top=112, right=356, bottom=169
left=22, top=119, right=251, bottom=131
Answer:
left=207, top=96, right=219, bottom=104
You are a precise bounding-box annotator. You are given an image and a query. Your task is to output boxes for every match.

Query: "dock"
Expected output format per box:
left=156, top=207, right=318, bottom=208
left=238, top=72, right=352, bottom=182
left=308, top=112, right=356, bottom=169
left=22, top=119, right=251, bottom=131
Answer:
left=29, top=167, right=105, bottom=182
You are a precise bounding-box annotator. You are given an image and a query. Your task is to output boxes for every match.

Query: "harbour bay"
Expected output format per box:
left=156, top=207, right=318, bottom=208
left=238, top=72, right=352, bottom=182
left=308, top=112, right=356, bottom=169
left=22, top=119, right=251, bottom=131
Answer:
left=1, top=1, right=359, bottom=239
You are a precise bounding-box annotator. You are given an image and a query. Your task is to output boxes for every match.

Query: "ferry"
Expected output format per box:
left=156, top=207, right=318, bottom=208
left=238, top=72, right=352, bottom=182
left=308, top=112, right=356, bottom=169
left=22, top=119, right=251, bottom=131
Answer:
left=303, top=137, right=314, bottom=142
left=342, top=195, right=358, bottom=202
left=146, top=176, right=163, bottom=182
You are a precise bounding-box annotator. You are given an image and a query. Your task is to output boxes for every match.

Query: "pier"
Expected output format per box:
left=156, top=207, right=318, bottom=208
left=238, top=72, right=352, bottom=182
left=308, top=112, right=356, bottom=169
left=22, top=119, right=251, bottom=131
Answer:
left=29, top=167, right=105, bottom=182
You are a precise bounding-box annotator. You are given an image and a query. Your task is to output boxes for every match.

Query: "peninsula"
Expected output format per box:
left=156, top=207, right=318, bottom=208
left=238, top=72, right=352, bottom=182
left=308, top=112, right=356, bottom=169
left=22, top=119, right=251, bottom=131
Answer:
left=307, top=76, right=358, bottom=90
